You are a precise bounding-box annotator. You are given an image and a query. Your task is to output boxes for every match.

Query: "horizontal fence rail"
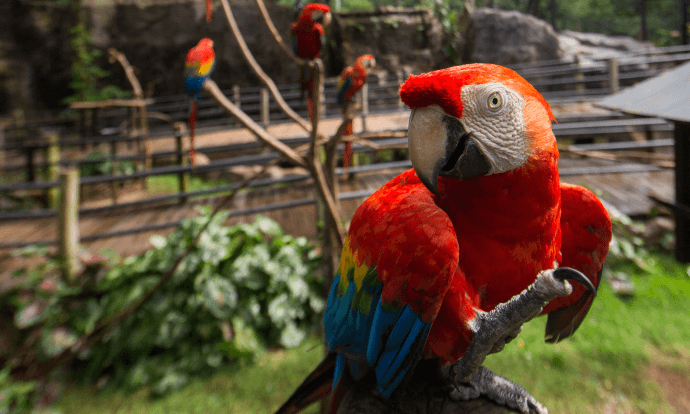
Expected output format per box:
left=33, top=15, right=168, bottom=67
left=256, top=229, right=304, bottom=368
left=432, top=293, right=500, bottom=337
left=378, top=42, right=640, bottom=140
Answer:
left=1, top=45, right=687, bottom=250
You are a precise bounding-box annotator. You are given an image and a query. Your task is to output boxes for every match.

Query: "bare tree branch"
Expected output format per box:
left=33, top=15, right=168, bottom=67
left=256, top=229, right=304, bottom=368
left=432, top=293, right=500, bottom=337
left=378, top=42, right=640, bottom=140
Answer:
left=107, top=48, right=143, bottom=99
left=253, top=0, right=305, bottom=66
left=218, top=0, right=311, bottom=133
left=203, top=79, right=307, bottom=168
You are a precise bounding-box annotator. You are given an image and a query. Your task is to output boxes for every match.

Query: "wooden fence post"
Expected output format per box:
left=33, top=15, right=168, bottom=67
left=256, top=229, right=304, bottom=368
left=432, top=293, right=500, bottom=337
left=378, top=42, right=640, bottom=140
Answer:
left=233, top=85, right=241, bottom=109
left=43, top=129, right=60, bottom=210
left=110, top=138, right=119, bottom=204
left=575, top=55, right=585, bottom=95
left=674, top=121, right=690, bottom=263
left=174, top=122, right=189, bottom=203
left=361, top=82, right=369, bottom=132
left=26, top=146, right=35, bottom=182
left=260, top=88, right=270, bottom=126
left=397, top=71, right=405, bottom=109
left=607, top=58, right=619, bottom=94
left=58, top=168, right=80, bottom=283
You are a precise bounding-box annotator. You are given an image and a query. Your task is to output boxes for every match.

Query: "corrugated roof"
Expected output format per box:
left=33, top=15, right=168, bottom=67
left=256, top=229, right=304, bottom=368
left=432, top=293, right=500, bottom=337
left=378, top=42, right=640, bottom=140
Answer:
left=597, top=61, right=690, bottom=123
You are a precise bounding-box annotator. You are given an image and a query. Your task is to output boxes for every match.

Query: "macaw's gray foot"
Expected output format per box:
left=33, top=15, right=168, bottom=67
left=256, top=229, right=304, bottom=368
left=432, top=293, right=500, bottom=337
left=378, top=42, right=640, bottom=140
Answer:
left=440, top=268, right=595, bottom=413
left=452, top=268, right=595, bottom=384
left=444, top=366, right=548, bottom=414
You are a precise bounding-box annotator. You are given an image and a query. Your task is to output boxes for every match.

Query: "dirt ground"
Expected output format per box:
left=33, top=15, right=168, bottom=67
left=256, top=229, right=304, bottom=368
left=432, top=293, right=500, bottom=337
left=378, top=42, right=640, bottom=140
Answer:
left=0, top=104, right=675, bottom=287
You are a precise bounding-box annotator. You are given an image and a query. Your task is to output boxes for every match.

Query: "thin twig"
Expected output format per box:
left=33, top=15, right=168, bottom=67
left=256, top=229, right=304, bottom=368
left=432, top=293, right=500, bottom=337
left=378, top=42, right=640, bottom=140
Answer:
left=203, top=80, right=306, bottom=168
left=107, top=48, right=143, bottom=99
left=253, top=0, right=305, bottom=67
left=218, top=0, right=311, bottom=133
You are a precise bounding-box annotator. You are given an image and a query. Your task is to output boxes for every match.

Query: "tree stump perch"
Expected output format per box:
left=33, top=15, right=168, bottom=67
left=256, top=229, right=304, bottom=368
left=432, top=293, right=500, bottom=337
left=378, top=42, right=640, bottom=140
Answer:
left=337, top=361, right=519, bottom=414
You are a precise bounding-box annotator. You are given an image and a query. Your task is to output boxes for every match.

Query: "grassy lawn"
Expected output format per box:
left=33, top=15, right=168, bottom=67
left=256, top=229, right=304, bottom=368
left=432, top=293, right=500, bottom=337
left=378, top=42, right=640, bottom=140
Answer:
left=146, top=175, right=232, bottom=196
left=57, top=254, right=690, bottom=414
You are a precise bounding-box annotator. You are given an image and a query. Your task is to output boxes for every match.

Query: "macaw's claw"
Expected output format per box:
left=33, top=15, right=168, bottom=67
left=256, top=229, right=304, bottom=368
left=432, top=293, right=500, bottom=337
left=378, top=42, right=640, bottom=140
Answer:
left=449, top=268, right=585, bottom=386
left=552, top=267, right=597, bottom=296
left=444, top=367, right=548, bottom=414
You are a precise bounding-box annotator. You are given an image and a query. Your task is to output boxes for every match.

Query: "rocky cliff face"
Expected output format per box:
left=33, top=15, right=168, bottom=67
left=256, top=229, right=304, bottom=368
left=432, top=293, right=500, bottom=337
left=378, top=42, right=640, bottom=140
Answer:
left=0, top=2, right=659, bottom=115
left=462, top=8, right=562, bottom=65
left=335, top=8, right=445, bottom=78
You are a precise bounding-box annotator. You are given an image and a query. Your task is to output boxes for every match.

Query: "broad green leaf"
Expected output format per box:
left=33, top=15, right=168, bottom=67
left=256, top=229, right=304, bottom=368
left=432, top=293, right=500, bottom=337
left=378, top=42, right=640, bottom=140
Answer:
left=256, top=216, right=283, bottom=238
left=149, top=235, right=167, bottom=249
left=279, top=322, right=307, bottom=348
left=201, top=276, right=238, bottom=319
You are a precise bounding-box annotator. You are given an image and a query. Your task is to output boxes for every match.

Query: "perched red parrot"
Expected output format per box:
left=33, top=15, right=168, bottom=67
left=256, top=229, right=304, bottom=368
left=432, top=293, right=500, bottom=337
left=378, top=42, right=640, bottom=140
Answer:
left=337, top=54, right=376, bottom=172
left=275, top=63, right=612, bottom=414
left=290, top=3, right=331, bottom=121
left=184, top=38, right=215, bottom=166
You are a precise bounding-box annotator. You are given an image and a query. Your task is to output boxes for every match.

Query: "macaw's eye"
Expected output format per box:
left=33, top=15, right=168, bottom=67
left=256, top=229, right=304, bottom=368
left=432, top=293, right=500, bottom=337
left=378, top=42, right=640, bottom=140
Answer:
left=487, top=92, right=503, bottom=111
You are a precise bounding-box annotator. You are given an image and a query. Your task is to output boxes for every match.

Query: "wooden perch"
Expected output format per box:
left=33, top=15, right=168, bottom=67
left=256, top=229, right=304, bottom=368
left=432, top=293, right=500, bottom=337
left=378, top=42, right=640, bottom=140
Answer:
left=337, top=360, right=517, bottom=414
left=253, top=0, right=305, bottom=67
left=218, top=0, right=311, bottom=134
left=108, top=48, right=144, bottom=99
left=203, top=79, right=307, bottom=169
left=204, top=78, right=345, bottom=244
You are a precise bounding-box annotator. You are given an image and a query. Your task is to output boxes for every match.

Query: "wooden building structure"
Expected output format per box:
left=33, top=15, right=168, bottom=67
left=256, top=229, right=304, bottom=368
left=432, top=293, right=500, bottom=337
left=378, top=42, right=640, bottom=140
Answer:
left=598, top=61, right=690, bottom=262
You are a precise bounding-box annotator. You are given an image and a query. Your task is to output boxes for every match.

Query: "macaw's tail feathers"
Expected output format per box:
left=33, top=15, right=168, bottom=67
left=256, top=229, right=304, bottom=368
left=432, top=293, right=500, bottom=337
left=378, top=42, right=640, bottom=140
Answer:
left=342, top=108, right=353, bottom=172
left=206, top=0, right=213, bottom=21
left=307, top=97, right=315, bottom=123
left=545, top=267, right=601, bottom=343
left=188, top=100, right=197, bottom=166
left=274, top=352, right=337, bottom=414
left=343, top=141, right=352, bottom=172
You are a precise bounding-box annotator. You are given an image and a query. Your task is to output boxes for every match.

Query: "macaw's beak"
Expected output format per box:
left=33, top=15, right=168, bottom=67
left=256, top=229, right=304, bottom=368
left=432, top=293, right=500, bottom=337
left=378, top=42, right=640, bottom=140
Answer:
left=408, top=107, right=491, bottom=196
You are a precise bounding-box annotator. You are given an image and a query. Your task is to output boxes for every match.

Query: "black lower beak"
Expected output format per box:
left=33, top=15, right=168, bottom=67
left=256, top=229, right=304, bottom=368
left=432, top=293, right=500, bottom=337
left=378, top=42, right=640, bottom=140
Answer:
left=439, top=115, right=491, bottom=181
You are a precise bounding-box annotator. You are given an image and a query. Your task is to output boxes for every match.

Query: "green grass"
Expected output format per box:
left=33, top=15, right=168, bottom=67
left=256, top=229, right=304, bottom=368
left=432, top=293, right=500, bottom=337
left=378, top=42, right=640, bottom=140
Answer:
left=57, top=254, right=690, bottom=414
left=58, top=338, right=324, bottom=414
left=146, top=174, right=232, bottom=196
left=485, top=255, right=690, bottom=413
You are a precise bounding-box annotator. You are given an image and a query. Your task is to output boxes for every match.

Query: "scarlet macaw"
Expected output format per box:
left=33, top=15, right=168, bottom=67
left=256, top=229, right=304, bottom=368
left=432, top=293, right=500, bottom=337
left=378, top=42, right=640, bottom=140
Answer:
left=337, top=54, right=376, bottom=172
left=290, top=3, right=331, bottom=121
left=276, top=64, right=612, bottom=414
left=184, top=38, right=215, bottom=166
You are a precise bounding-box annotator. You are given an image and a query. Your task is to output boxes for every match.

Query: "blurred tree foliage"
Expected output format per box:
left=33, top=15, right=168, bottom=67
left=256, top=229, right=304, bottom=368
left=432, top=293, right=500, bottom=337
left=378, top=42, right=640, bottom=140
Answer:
left=288, top=0, right=686, bottom=47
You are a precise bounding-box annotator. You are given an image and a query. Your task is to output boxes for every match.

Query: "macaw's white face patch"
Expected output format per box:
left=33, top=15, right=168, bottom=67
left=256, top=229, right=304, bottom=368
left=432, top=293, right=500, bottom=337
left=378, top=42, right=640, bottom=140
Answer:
left=460, top=82, right=529, bottom=175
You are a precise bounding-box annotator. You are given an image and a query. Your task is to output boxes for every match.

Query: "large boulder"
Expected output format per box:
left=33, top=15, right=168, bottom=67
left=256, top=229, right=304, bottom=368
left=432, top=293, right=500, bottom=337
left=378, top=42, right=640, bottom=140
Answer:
left=462, top=7, right=562, bottom=65
left=558, top=29, right=658, bottom=63
left=336, top=7, right=444, bottom=77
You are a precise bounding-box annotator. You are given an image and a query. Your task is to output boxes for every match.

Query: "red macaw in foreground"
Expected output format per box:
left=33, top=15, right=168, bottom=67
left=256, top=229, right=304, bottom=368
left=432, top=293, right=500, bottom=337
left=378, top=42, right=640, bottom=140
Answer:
left=337, top=54, right=376, bottom=172
left=290, top=3, right=331, bottom=121
left=184, top=38, right=215, bottom=166
left=276, top=64, right=612, bottom=414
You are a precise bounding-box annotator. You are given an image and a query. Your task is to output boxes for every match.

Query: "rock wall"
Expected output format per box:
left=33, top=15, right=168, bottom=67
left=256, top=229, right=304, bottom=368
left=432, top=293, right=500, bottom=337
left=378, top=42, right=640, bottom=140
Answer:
left=335, top=8, right=445, bottom=78
left=462, top=8, right=562, bottom=65
left=0, top=2, right=661, bottom=116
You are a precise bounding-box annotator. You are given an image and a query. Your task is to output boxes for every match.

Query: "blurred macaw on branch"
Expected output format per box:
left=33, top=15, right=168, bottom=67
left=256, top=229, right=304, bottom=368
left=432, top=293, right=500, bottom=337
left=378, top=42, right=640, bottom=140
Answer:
left=337, top=54, right=376, bottom=172
left=184, top=38, right=215, bottom=166
left=290, top=3, right=331, bottom=121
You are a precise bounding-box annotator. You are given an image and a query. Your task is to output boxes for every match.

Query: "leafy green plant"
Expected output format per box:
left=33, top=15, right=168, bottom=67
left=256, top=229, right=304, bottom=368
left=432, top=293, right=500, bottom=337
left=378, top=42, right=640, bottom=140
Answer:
left=61, top=0, right=130, bottom=105
left=2, top=211, right=323, bottom=400
left=0, top=367, right=38, bottom=414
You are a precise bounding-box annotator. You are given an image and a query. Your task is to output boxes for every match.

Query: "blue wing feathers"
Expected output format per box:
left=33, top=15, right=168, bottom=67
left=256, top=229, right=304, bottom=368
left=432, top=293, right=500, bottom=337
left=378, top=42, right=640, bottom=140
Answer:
left=325, top=263, right=432, bottom=399
left=332, top=353, right=345, bottom=390
left=337, top=77, right=352, bottom=104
